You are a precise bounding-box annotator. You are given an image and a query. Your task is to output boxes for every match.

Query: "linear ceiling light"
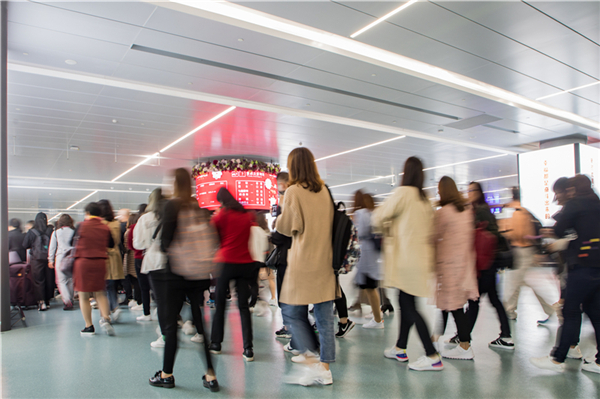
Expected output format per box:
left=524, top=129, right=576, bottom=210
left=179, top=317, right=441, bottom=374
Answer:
left=351, top=0, right=419, bottom=38
left=423, top=154, right=508, bottom=171
left=111, top=106, right=235, bottom=182
left=8, top=176, right=170, bottom=186
left=160, top=0, right=599, bottom=132
left=315, top=136, right=406, bottom=162
left=536, top=81, right=600, bottom=101
left=329, top=175, right=395, bottom=189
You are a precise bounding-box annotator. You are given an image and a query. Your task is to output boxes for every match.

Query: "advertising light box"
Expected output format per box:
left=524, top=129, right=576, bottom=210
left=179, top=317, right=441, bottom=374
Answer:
left=519, top=145, right=576, bottom=226
left=195, top=170, right=278, bottom=211
left=579, top=144, right=599, bottom=190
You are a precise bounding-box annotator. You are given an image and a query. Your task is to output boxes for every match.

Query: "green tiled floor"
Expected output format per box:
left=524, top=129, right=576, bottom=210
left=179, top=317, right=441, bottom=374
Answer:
left=2, top=269, right=598, bottom=398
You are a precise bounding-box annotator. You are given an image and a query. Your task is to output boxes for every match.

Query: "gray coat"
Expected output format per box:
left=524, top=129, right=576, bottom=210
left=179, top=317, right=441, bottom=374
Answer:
left=353, top=208, right=382, bottom=285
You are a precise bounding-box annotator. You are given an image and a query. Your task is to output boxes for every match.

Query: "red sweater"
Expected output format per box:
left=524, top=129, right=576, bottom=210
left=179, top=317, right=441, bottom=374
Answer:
left=128, top=224, right=144, bottom=259
left=212, top=209, right=255, bottom=264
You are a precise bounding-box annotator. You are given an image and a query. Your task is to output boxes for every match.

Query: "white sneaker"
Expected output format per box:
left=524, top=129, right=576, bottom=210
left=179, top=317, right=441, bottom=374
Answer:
left=151, top=336, right=165, bottom=348
left=283, top=343, right=300, bottom=356
left=363, top=318, right=384, bottom=329
left=99, top=319, right=115, bottom=336
left=530, top=356, right=565, bottom=372
left=131, top=304, right=143, bottom=311
left=182, top=320, right=195, bottom=335
left=384, top=347, right=408, bottom=362
left=582, top=359, right=600, bottom=374
left=292, top=351, right=319, bottom=364
left=408, top=354, right=444, bottom=371
left=269, top=299, right=278, bottom=307
left=110, top=308, right=121, bottom=323
left=298, top=363, right=333, bottom=386
left=128, top=300, right=137, bottom=308
left=254, top=301, right=270, bottom=317
left=90, top=300, right=98, bottom=309
left=443, top=345, right=474, bottom=360
left=137, top=314, right=152, bottom=321
left=567, top=345, right=583, bottom=359
left=191, top=333, right=204, bottom=343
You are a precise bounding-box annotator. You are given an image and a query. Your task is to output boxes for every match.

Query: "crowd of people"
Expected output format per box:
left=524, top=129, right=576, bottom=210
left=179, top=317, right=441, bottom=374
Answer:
left=7, top=148, right=600, bottom=390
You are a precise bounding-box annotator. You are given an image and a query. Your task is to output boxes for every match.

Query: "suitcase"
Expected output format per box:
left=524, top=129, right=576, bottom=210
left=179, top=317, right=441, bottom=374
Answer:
left=10, top=263, right=37, bottom=308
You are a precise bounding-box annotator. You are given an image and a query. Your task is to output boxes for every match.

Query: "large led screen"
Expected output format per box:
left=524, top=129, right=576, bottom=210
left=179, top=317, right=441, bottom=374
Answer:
left=196, top=171, right=278, bottom=210
left=518, top=145, right=576, bottom=226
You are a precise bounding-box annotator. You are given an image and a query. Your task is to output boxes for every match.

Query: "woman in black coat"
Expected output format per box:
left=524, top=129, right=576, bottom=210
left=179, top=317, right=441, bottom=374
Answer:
left=22, top=212, right=55, bottom=311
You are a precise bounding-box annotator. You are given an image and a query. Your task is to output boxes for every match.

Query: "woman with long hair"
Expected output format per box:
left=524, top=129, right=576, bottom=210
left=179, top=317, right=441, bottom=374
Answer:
left=72, top=202, right=116, bottom=335
left=373, top=156, right=442, bottom=371
left=48, top=214, right=76, bottom=310
left=23, top=212, right=54, bottom=311
left=352, top=190, right=384, bottom=329
left=209, top=187, right=257, bottom=361
left=276, top=147, right=337, bottom=386
left=98, top=199, right=124, bottom=323
left=432, top=176, right=478, bottom=360
left=459, top=181, right=514, bottom=350
left=149, top=168, right=219, bottom=391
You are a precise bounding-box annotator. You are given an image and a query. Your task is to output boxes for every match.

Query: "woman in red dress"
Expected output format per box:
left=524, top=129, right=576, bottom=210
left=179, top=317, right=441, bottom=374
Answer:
left=72, top=202, right=116, bottom=336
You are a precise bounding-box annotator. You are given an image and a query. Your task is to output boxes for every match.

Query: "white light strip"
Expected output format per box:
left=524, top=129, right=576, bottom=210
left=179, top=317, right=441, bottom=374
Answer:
left=159, top=0, right=599, bottom=132
left=67, top=191, right=98, bottom=210
left=536, top=81, right=600, bottom=101
left=48, top=213, right=62, bottom=222
left=350, top=0, right=419, bottom=38
left=111, top=106, right=235, bottom=182
left=315, top=136, right=406, bottom=162
left=473, top=174, right=518, bottom=183
left=329, top=175, right=394, bottom=189
left=9, top=176, right=169, bottom=187
left=9, top=186, right=154, bottom=194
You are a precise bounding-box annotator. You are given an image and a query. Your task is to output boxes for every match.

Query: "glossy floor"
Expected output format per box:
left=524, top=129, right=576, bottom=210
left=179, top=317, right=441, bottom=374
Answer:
left=2, top=269, right=598, bottom=398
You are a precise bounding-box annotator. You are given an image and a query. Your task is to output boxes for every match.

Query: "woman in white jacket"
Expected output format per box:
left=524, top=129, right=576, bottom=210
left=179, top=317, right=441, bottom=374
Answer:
left=48, top=214, right=75, bottom=310
left=372, top=157, right=442, bottom=372
left=133, top=188, right=168, bottom=348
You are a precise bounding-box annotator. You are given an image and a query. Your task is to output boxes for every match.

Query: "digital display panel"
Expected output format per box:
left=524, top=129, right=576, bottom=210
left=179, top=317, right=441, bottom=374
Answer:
left=518, top=145, right=576, bottom=226
left=196, top=170, right=278, bottom=210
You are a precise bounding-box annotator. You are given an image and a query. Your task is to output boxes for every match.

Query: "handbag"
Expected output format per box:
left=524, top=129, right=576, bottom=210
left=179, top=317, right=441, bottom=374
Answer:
left=474, top=221, right=497, bottom=272
left=265, top=247, right=281, bottom=270
left=141, top=223, right=167, bottom=274
left=495, top=233, right=514, bottom=270
left=60, top=231, right=77, bottom=274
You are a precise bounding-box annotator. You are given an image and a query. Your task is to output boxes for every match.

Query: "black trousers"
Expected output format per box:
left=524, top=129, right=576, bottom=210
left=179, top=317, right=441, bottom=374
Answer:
left=134, top=259, right=152, bottom=316
left=441, top=309, right=471, bottom=342
left=276, top=263, right=287, bottom=306
left=31, top=259, right=54, bottom=304
left=334, top=288, right=349, bottom=319
left=149, top=271, right=166, bottom=335
left=467, top=268, right=511, bottom=338
left=396, top=290, right=436, bottom=356
left=554, top=266, right=600, bottom=364
left=155, top=277, right=213, bottom=375
left=248, top=263, right=260, bottom=308
left=211, top=263, right=255, bottom=350
left=123, top=274, right=141, bottom=303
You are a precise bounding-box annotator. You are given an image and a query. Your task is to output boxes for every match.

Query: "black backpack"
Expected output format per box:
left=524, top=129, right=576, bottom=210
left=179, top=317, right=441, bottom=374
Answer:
left=326, top=187, right=353, bottom=275
left=31, top=229, right=50, bottom=260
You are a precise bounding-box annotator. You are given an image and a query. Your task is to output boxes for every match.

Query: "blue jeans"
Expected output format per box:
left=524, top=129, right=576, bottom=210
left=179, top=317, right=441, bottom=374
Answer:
left=282, top=300, right=335, bottom=363
left=279, top=303, right=302, bottom=351
left=553, top=266, right=600, bottom=364
left=106, top=279, right=119, bottom=311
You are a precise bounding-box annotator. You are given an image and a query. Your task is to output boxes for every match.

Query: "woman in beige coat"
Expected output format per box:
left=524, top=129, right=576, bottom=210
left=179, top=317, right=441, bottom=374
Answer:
left=372, top=156, right=443, bottom=372
left=98, top=199, right=124, bottom=322
left=276, top=147, right=336, bottom=386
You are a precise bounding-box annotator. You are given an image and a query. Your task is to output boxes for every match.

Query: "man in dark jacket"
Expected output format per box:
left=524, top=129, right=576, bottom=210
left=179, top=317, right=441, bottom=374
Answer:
left=531, top=175, right=600, bottom=374
left=8, top=218, right=27, bottom=262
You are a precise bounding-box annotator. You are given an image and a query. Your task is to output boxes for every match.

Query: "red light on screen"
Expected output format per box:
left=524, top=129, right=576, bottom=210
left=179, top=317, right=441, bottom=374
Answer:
left=196, top=171, right=278, bottom=211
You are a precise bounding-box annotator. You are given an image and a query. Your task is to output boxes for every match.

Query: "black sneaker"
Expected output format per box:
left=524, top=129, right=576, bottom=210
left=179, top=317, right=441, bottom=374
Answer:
left=149, top=370, right=175, bottom=388
left=209, top=343, right=222, bottom=354
left=489, top=336, right=515, bottom=350
left=275, top=326, right=292, bottom=339
left=445, top=334, right=460, bottom=345
left=381, top=304, right=394, bottom=313
left=80, top=325, right=95, bottom=335
left=335, top=320, right=355, bottom=338
left=203, top=375, right=220, bottom=392
left=243, top=348, right=254, bottom=362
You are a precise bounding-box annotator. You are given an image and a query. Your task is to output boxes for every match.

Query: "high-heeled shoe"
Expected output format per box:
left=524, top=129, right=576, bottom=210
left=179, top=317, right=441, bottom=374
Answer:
left=381, top=304, right=394, bottom=313
left=203, top=375, right=219, bottom=392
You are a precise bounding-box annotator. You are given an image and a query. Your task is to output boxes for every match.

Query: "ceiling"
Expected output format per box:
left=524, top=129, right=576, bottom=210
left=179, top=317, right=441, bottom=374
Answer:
left=6, top=0, right=599, bottom=221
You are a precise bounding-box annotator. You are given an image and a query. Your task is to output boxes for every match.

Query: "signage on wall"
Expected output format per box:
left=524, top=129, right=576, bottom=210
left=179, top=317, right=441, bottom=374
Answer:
left=579, top=144, right=600, bottom=191
left=195, top=171, right=278, bottom=211
left=518, top=145, right=576, bottom=226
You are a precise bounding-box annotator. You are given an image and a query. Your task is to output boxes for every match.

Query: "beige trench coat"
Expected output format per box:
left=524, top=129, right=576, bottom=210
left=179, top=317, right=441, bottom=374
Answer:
left=103, top=220, right=124, bottom=281
left=372, top=186, right=435, bottom=298
left=276, top=184, right=337, bottom=305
